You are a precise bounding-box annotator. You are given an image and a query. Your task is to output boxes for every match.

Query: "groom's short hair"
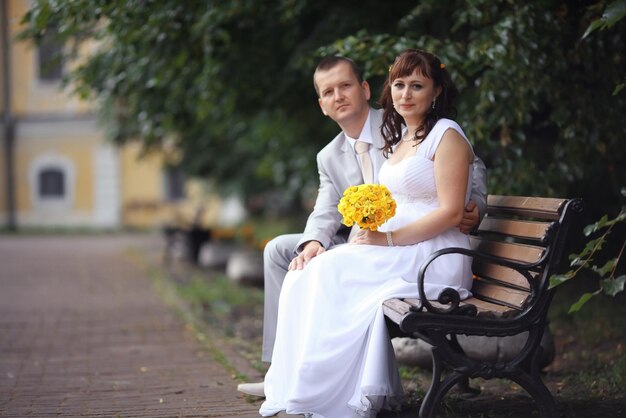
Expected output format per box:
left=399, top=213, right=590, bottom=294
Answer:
left=313, top=56, right=363, bottom=95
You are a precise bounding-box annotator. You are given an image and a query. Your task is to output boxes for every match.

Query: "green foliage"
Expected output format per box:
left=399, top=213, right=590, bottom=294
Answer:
left=549, top=188, right=626, bottom=312
left=18, top=0, right=414, bottom=201
left=177, top=275, right=263, bottom=315
left=546, top=3, right=626, bottom=313
left=583, top=0, right=626, bottom=38
left=17, top=0, right=626, bottom=217
left=321, top=0, right=626, bottom=214
left=583, top=0, right=626, bottom=97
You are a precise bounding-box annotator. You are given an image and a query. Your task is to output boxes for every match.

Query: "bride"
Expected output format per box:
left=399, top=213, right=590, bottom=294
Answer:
left=260, top=49, right=475, bottom=418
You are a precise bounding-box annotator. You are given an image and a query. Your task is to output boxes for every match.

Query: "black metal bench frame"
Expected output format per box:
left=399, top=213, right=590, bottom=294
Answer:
left=383, top=195, right=583, bottom=418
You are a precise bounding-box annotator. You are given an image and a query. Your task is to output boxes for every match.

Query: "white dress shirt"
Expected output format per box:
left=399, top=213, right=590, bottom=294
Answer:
left=344, top=111, right=382, bottom=183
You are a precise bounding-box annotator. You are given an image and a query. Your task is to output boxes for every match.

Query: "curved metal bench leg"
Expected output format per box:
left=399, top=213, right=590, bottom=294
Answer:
left=511, top=370, right=557, bottom=418
left=419, top=346, right=444, bottom=418
left=419, top=347, right=467, bottom=418
left=510, top=341, right=557, bottom=418
left=506, top=325, right=557, bottom=418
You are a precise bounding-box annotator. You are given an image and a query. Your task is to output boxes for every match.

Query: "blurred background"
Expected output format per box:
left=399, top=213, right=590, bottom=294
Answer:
left=3, top=0, right=625, bottom=231
left=0, top=0, right=624, bottom=278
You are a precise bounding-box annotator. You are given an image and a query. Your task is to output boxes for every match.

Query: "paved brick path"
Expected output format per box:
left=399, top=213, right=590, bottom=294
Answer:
left=0, top=234, right=261, bottom=417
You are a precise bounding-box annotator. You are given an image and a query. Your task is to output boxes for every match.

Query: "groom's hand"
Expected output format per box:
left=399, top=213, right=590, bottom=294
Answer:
left=288, top=241, right=325, bottom=270
left=459, top=200, right=479, bottom=234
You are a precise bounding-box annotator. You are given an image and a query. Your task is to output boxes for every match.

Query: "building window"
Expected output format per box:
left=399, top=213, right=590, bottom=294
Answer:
left=164, top=166, right=186, bottom=201
left=38, top=168, right=65, bottom=198
left=29, top=154, right=75, bottom=210
left=38, top=27, right=64, bottom=81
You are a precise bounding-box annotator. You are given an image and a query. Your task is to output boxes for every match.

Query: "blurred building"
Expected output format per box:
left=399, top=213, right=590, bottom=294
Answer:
left=0, top=0, right=225, bottom=230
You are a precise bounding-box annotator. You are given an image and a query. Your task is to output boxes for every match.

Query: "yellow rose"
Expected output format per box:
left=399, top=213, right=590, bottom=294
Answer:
left=337, top=184, right=397, bottom=231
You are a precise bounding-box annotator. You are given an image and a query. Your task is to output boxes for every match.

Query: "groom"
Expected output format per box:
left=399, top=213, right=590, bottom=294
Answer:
left=238, top=56, right=488, bottom=397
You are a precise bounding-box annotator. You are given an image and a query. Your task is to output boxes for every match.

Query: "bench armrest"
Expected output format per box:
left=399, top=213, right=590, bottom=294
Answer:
left=415, top=247, right=538, bottom=316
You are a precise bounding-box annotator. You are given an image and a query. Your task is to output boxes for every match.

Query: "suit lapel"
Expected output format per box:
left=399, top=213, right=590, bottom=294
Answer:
left=338, top=132, right=364, bottom=186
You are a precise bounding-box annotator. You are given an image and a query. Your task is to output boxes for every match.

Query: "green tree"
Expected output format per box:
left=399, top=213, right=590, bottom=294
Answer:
left=321, top=0, right=626, bottom=218
left=549, top=0, right=626, bottom=311
left=19, top=0, right=626, bottom=219
left=18, top=0, right=414, bottom=203
left=584, top=0, right=626, bottom=94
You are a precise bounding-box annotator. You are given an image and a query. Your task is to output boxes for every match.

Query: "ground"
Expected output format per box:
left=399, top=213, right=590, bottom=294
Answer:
left=163, top=257, right=626, bottom=418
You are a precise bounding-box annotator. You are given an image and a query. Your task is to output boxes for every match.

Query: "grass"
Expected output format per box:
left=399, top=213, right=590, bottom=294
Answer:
left=145, top=266, right=250, bottom=381
left=546, top=278, right=626, bottom=399
left=159, top=261, right=268, bottom=374
left=176, top=274, right=263, bottom=318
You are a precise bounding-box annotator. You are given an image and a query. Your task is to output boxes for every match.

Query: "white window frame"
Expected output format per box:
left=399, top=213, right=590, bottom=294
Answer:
left=28, top=153, right=76, bottom=210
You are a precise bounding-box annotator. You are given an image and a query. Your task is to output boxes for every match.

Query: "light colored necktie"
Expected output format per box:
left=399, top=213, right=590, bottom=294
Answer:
left=354, top=141, right=373, bottom=184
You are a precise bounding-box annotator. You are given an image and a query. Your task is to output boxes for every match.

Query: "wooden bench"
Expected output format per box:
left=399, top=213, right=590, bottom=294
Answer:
left=383, top=195, right=583, bottom=418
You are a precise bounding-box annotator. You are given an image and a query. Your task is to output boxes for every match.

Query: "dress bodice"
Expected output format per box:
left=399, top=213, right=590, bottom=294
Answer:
left=379, top=118, right=473, bottom=210
left=380, top=155, right=439, bottom=207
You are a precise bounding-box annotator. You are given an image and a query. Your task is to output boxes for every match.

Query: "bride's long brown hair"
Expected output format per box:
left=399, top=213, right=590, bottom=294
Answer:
left=380, top=49, right=459, bottom=158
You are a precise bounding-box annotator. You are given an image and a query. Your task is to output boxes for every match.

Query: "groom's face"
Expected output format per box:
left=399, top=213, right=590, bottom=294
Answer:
left=315, top=62, right=371, bottom=127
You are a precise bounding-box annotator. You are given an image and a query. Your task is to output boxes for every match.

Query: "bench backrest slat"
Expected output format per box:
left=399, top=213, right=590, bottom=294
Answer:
left=477, top=218, right=554, bottom=242
left=468, top=195, right=574, bottom=312
left=470, top=281, right=530, bottom=309
left=472, top=260, right=534, bottom=291
left=487, top=195, right=565, bottom=220
left=470, top=237, right=545, bottom=264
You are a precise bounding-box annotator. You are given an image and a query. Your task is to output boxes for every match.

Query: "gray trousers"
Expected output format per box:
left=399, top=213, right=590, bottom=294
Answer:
left=261, top=233, right=347, bottom=363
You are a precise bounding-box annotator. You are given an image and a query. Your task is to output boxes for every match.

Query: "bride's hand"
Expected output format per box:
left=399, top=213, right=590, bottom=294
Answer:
left=350, top=229, right=386, bottom=246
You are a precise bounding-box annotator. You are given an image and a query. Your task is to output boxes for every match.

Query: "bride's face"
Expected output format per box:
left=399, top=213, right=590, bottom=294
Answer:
left=391, top=69, right=441, bottom=125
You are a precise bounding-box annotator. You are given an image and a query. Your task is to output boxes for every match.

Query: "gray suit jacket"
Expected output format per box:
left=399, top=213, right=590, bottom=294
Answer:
left=295, top=108, right=487, bottom=254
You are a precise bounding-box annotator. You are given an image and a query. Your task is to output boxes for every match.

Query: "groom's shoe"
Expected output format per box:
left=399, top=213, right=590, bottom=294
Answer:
left=237, top=381, right=265, bottom=397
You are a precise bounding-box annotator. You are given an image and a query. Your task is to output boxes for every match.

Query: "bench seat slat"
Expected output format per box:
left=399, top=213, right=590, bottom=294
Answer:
left=382, top=298, right=412, bottom=324
left=461, top=297, right=520, bottom=318
left=383, top=297, right=520, bottom=322
left=478, top=218, right=553, bottom=241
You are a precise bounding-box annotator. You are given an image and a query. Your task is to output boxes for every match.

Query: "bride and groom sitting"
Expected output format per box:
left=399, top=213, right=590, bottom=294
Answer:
left=240, top=50, right=487, bottom=418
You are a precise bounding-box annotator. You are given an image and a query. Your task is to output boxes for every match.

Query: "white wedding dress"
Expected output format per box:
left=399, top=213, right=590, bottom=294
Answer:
left=260, top=119, right=475, bottom=418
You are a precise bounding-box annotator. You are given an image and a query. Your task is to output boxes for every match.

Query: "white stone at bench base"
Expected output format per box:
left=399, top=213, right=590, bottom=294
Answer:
left=198, top=242, right=238, bottom=269
left=393, top=326, right=555, bottom=370
left=226, top=249, right=264, bottom=285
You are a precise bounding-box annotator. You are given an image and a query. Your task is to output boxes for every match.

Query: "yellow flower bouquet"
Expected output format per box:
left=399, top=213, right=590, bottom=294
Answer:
left=337, top=184, right=397, bottom=231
